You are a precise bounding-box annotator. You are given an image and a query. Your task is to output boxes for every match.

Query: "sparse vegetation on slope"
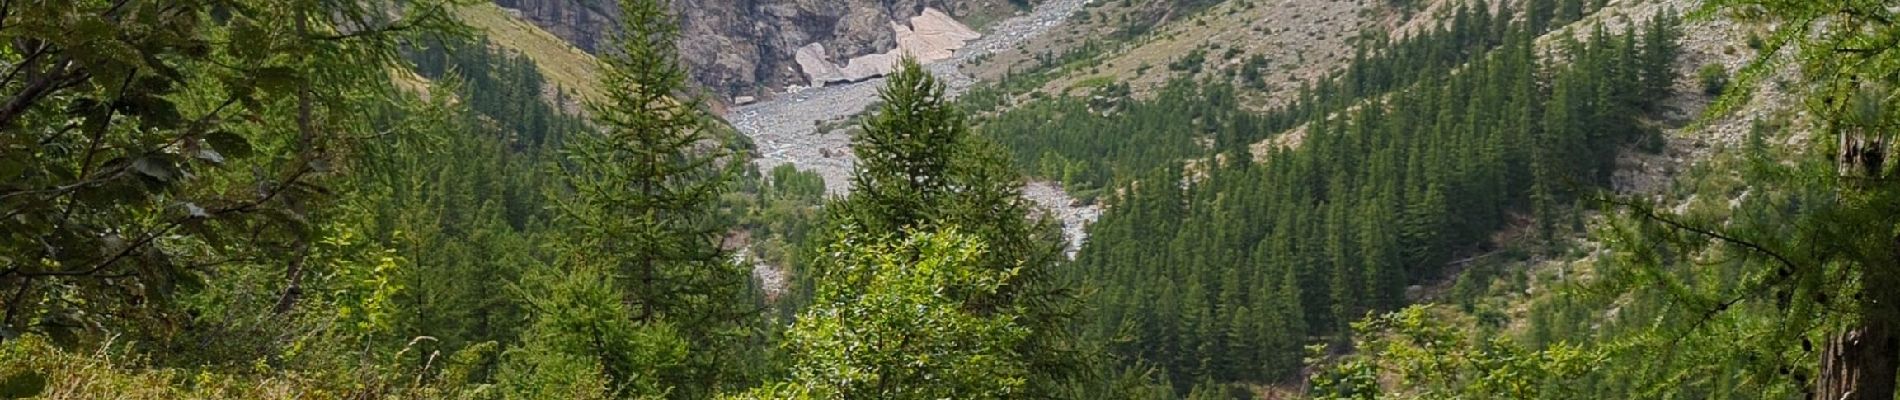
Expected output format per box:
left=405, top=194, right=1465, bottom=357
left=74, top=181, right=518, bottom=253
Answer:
left=453, top=2, right=605, bottom=103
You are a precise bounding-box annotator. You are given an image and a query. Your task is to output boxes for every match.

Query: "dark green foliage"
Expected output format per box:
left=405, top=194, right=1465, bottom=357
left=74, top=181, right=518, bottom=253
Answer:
left=1042, top=8, right=1683, bottom=391
left=350, top=85, right=563, bottom=378
left=542, top=0, right=755, bottom=396
left=1642, top=11, right=1686, bottom=106
left=407, top=36, right=586, bottom=150
left=0, top=370, right=45, bottom=398
left=979, top=79, right=1255, bottom=191
left=980, top=0, right=1617, bottom=196
left=1699, top=63, right=1731, bottom=96
left=1239, top=54, right=1272, bottom=90
left=0, top=0, right=749, bottom=397
left=0, top=0, right=461, bottom=360
left=1169, top=49, right=1209, bottom=74
left=840, top=60, right=968, bottom=234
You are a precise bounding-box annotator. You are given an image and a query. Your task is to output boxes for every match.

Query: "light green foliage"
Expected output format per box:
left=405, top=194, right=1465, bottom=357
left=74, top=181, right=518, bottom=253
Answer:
left=1316, top=306, right=1603, bottom=399
left=498, top=263, right=688, bottom=399
left=806, top=59, right=1085, bottom=398
left=0, top=334, right=331, bottom=398
left=318, top=215, right=406, bottom=336
left=747, top=229, right=1030, bottom=399
left=1571, top=0, right=1900, bottom=398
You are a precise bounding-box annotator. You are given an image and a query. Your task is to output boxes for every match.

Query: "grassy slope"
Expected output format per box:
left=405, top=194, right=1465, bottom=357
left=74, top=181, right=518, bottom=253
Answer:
left=453, top=2, right=606, bottom=104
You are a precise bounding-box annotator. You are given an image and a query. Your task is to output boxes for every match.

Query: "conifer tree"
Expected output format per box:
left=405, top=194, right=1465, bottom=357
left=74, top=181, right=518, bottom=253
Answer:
left=549, top=0, right=749, bottom=396
left=820, top=58, right=1084, bottom=397
left=840, top=59, right=966, bottom=234
left=1640, top=10, right=1683, bottom=106
left=1605, top=2, right=1900, bottom=398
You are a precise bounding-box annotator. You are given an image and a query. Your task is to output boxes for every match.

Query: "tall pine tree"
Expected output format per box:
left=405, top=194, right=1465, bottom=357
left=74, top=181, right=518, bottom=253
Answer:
left=547, top=0, right=751, bottom=396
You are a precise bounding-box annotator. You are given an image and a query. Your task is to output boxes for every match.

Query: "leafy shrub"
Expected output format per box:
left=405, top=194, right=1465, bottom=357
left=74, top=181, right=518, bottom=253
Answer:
left=1170, top=49, right=1208, bottom=73
left=1699, top=64, right=1730, bottom=96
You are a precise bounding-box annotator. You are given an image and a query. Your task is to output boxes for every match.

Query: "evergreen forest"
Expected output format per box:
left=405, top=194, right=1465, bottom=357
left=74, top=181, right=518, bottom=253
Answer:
left=1, top=0, right=1897, bottom=399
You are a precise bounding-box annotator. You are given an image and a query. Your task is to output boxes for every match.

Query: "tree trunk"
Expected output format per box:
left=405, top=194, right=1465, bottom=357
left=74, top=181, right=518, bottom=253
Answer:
left=275, top=7, right=315, bottom=317
left=1815, top=321, right=1897, bottom=400
left=273, top=241, right=311, bottom=315
left=1818, top=229, right=1900, bottom=400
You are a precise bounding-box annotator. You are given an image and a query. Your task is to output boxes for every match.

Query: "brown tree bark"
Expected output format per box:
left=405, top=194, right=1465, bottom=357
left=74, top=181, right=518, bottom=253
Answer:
left=275, top=6, right=316, bottom=316
left=1815, top=321, right=1896, bottom=400
left=1816, top=232, right=1900, bottom=400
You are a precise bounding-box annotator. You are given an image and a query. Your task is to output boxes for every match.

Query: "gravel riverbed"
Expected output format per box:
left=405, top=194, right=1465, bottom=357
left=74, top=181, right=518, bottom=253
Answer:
left=728, top=0, right=1103, bottom=262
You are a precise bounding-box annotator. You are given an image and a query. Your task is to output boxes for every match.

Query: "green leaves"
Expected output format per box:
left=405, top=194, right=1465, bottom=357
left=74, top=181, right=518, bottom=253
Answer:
left=500, top=262, right=689, bottom=400
left=1316, top=305, right=1609, bottom=399
left=203, top=131, right=254, bottom=160
left=250, top=67, right=303, bottom=95
left=765, top=229, right=1030, bottom=399
left=130, top=154, right=179, bottom=182
left=0, top=370, right=46, bottom=399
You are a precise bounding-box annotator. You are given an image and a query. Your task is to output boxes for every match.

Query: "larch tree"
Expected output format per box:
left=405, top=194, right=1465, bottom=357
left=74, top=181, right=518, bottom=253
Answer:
left=547, top=0, right=751, bottom=396
left=0, top=0, right=458, bottom=347
left=1604, top=1, right=1900, bottom=399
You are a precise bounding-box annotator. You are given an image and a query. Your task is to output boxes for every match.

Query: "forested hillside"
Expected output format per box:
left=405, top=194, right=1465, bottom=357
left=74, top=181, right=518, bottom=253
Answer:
left=3, top=0, right=1898, bottom=399
left=978, top=0, right=1689, bottom=391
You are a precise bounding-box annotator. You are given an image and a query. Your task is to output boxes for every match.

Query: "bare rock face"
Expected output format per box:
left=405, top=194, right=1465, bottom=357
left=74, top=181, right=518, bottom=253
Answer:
left=493, top=0, right=620, bottom=51
left=493, top=0, right=1030, bottom=99
left=797, top=8, right=980, bottom=85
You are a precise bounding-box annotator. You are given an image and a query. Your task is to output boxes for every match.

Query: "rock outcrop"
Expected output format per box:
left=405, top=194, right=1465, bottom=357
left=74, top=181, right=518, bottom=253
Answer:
left=493, top=0, right=1029, bottom=99
left=795, top=8, right=980, bottom=85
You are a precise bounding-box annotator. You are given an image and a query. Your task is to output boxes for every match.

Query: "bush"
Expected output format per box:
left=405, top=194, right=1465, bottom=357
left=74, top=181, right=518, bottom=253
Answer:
left=1169, top=49, right=1208, bottom=73
left=1699, top=64, right=1730, bottom=96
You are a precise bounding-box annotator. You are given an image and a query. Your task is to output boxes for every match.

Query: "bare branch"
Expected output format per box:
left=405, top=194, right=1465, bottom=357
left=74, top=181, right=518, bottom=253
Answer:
left=1601, top=196, right=1803, bottom=275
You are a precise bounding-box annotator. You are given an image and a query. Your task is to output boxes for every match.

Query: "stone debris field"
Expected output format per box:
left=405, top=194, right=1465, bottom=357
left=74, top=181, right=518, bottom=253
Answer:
left=729, top=0, right=1102, bottom=258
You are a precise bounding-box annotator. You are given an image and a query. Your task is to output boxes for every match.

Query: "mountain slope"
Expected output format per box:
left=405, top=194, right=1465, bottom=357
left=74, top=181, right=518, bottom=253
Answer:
left=494, top=0, right=1040, bottom=98
left=454, top=2, right=605, bottom=104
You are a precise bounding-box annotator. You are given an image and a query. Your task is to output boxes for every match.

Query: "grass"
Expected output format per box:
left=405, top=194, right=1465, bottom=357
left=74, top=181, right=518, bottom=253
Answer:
left=0, top=336, right=316, bottom=399
left=452, top=2, right=606, bottom=103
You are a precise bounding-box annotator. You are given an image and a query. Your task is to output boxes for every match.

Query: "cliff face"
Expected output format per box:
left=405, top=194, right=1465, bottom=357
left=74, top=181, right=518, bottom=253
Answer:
left=493, top=0, right=1029, bottom=99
